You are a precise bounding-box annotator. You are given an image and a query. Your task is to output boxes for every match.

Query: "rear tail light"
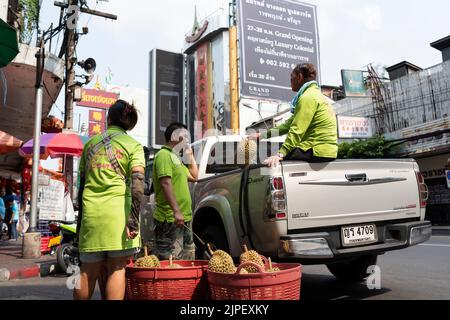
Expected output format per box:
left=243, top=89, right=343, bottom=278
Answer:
left=415, top=171, right=428, bottom=208
left=269, top=177, right=287, bottom=221
left=271, top=177, right=284, bottom=190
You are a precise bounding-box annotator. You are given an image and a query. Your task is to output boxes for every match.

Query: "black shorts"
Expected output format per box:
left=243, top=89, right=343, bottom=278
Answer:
left=284, top=148, right=336, bottom=163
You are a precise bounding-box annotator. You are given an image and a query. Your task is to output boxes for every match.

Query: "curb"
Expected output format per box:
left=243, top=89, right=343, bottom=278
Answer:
left=0, top=260, right=58, bottom=282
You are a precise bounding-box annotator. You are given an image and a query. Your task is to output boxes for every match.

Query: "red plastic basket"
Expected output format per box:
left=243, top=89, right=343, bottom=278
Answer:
left=126, top=260, right=210, bottom=300
left=207, top=262, right=302, bottom=300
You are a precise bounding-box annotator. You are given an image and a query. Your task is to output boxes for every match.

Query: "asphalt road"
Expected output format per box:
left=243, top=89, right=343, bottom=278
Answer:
left=0, top=235, right=449, bottom=300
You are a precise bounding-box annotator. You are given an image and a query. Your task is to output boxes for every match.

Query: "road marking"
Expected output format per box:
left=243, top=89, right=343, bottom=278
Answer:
left=419, top=244, right=450, bottom=247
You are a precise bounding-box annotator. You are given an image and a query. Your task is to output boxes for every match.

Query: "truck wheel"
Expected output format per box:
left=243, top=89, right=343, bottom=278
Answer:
left=326, top=255, right=378, bottom=281
left=197, top=225, right=229, bottom=259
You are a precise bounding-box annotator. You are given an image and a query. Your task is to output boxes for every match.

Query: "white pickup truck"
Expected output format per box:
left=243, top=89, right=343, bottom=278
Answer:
left=186, top=135, right=431, bottom=281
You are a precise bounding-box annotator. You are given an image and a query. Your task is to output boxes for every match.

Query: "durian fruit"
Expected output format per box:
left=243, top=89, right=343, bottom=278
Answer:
left=239, top=245, right=264, bottom=274
left=167, top=255, right=182, bottom=269
left=239, top=268, right=249, bottom=275
left=135, top=246, right=160, bottom=268
left=207, top=244, right=237, bottom=274
left=266, top=257, right=281, bottom=273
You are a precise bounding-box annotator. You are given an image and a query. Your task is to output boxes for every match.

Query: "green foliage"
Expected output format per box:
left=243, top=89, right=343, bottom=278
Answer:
left=338, top=135, right=401, bottom=159
left=19, top=0, right=40, bottom=44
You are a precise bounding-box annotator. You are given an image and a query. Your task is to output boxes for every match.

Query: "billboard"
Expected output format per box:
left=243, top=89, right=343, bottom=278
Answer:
left=338, top=116, right=373, bottom=139
left=77, top=89, right=119, bottom=109
left=341, top=70, right=367, bottom=97
left=149, top=49, right=184, bottom=149
left=238, top=0, right=320, bottom=102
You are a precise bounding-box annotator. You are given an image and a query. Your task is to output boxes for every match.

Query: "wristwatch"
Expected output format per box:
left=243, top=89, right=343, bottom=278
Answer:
left=277, top=153, right=284, bottom=159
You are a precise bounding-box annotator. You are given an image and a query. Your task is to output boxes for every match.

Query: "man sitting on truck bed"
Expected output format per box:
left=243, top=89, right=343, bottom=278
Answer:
left=252, top=63, right=338, bottom=167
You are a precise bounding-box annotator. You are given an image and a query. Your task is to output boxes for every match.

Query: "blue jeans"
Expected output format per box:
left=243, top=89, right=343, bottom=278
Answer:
left=8, top=220, right=18, bottom=240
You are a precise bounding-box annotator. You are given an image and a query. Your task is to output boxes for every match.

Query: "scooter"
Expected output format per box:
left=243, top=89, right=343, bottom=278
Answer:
left=48, top=221, right=80, bottom=275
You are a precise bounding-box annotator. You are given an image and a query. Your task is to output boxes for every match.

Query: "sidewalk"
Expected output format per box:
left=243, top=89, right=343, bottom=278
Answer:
left=0, top=236, right=58, bottom=282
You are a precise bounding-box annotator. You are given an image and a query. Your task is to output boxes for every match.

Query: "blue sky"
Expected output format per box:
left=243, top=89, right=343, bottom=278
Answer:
left=40, top=0, right=449, bottom=118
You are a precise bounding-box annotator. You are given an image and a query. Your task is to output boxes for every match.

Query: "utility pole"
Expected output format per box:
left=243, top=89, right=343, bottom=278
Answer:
left=62, top=0, right=77, bottom=199
left=54, top=0, right=117, bottom=198
left=23, top=37, right=45, bottom=259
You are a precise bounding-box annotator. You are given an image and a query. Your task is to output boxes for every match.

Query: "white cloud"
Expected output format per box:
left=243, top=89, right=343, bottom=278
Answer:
left=348, top=4, right=382, bottom=31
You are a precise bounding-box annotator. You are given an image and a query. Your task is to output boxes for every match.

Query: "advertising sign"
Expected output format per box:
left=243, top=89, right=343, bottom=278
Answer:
left=238, top=0, right=320, bottom=102
left=88, top=122, right=106, bottom=137
left=338, top=116, right=373, bottom=139
left=38, top=178, right=65, bottom=221
left=196, top=43, right=209, bottom=140
left=89, top=110, right=106, bottom=123
left=341, top=70, right=367, bottom=97
left=77, top=89, right=119, bottom=110
left=149, top=49, right=184, bottom=149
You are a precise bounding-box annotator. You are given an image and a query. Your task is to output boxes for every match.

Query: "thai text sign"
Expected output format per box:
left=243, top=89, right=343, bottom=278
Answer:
left=38, top=178, right=65, bottom=221
left=338, top=116, right=373, bottom=139
left=77, top=89, right=118, bottom=110
left=238, top=0, right=320, bottom=102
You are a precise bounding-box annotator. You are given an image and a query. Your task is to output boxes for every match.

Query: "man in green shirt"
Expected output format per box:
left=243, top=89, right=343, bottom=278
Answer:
left=153, top=123, right=198, bottom=260
left=252, top=63, right=338, bottom=167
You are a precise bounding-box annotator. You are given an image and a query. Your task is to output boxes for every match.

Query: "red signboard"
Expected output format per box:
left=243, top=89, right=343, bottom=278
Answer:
left=78, top=89, right=119, bottom=110
left=89, top=110, right=106, bottom=123
left=196, top=43, right=208, bottom=140
left=88, top=122, right=106, bottom=137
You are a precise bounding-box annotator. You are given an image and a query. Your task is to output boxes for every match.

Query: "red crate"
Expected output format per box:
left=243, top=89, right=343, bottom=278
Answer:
left=126, top=260, right=210, bottom=300
left=207, top=262, right=302, bottom=300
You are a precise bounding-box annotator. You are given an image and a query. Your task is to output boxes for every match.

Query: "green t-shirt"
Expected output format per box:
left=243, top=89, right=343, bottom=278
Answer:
left=78, top=126, right=145, bottom=253
left=263, top=84, right=338, bottom=158
left=153, top=146, right=192, bottom=223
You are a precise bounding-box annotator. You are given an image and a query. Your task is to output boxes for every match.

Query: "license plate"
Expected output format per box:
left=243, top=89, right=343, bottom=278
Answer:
left=341, top=224, right=377, bottom=247
left=48, top=236, right=62, bottom=248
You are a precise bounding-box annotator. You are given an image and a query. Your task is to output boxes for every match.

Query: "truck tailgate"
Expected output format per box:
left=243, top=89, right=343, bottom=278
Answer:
left=282, top=160, right=421, bottom=230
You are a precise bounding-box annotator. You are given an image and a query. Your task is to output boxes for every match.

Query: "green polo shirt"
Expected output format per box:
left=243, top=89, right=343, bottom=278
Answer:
left=78, top=126, right=145, bottom=252
left=153, top=146, right=192, bottom=223
left=263, top=84, right=338, bottom=158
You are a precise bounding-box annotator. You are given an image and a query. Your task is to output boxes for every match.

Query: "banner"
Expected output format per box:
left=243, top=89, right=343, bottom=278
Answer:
left=338, top=116, right=373, bottom=139
left=196, top=43, right=209, bottom=140
left=38, top=178, right=65, bottom=221
left=238, top=0, right=320, bottom=102
left=78, top=89, right=119, bottom=110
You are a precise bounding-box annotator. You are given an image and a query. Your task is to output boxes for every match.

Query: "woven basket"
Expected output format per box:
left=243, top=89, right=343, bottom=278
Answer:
left=207, top=261, right=302, bottom=300
left=126, top=260, right=210, bottom=300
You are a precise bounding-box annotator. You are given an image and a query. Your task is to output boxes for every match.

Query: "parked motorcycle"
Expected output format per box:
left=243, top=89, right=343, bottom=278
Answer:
left=48, top=221, right=80, bottom=275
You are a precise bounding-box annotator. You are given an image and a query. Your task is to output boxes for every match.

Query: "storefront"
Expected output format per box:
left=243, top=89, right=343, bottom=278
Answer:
left=416, top=153, right=450, bottom=226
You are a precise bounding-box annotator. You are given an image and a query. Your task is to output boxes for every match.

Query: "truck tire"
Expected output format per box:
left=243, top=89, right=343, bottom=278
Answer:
left=197, top=225, right=229, bottom=259
left=326, top=255, right=378, bottom=281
